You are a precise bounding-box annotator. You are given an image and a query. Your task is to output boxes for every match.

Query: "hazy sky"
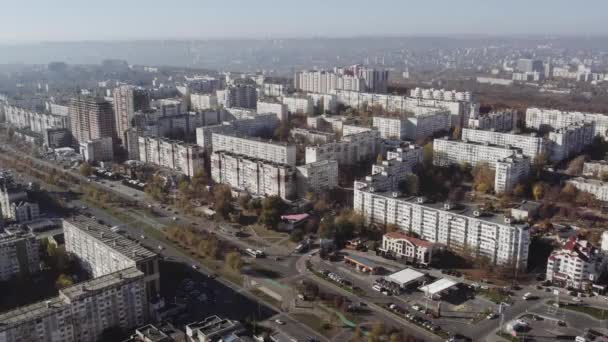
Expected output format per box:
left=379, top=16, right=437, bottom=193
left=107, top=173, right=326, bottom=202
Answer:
left=2, top=0, right=607, bottom=42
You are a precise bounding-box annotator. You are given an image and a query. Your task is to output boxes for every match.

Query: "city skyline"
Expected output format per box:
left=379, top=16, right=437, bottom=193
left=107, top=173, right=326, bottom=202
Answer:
left=2, top=0, right=608, bottom=42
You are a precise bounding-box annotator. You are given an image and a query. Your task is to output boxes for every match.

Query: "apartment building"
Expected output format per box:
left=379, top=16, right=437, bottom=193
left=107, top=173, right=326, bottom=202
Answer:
left=433, top=138, right=531, bottom=193
left=69, top=96, right=116, bottom=145
left=467, top=110, right=517, bottom=132
left=461, top=128, right=546, bottom=160
left=190, top=93, right=218, bottom=111
left=296, top=160, right=339, bottom=197
left=63, top=215, right=160, bottom=300
left=567, top=177, right=608, bottom=202
left=138, top=137, right=205, bottom=177
left=9, top=202, right=40, bottom=223
left=380, top=231, right=435, bottom=266
left=113, top=85, right=149, bottom=146
left=0, top=181, right=28, bottom=220
left=0, top=226, right=40, bottom=281
left=583, top=161, right=608, bottom=178
left=307, top=115, right=348, bottom=132
left=43, top=128, right=72, bottom=148
left=1, top=104, right=69, bottom=133
left=257, top=99, right=288, bottom=121
left=154, top=99, right=183, bottom=117
left=261, top=82, right=288, bottom=97
left=79, top=137, right=114, bottom=162
left=211, top=151, right=296, bottom=200
left=367, top=144, right=423, bottom=191
left=546, top=237, right=604, bottom=290
left=308, top=93, right=338, bottom=113
left=211, top=132, right=296, bottom=166
left=291, top=128, right=336, bottom=144
left=282, top=95, right=314, bottom=115
left=526, top=107, right=608, bottom=138
left=219, top=84, right=257, bottom=109
left=195, top=113, right=279, bottom=152
left=185, top=315, right=246, bottom=342
left=0, top=267, right=147, bottom=342
left=373, top=111, right=451, bottom=141
left=353, top=187, right=530, bottom=269
left=294, top=70, right=364, bottom=93
left=305, top=129, right=381, bottom=166
left=547, top=122, right=595, bottom=162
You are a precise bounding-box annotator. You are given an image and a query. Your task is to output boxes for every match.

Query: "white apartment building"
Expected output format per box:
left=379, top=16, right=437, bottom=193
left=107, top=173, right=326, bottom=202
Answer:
left=291, top=128, right=335, bottom=144
left=211, top=132, right=296, bottom=166
left=341, top=124, right=372, bottom=136
left=546, top=237, right=604, bottom=290
left=218, top=84, right=257, bottom=109
left=155, top=99, right=183, bottom=116
left=567, top=177, right=608, bottom=202
left=9, top=202, right=40, bottom=223
left=195, top=113, right=279, bottom=152
left=261, top=83, right=288, bottom=97
left=526, top=107, right=608, bottom=138
left=63, top=216, right=160, bottom=300
left=257, top=99, right=288, bottom=121
left=373, top=111, right=451, bottom=141
left=138, top=136, right=205, bottom=177
left=0, top=226, right=40, bottom=281
left=353, top=187, right=530, bottom=269
left=461, top=128, right=546, bottom=160
left=296, top=160, right=339, bottom=197
left=294, top=70, right=364, bottom=93
left=79, top=137, right=114, bottom=162
left=367, top=145, right=423, bottom=191
left=0, top=267, right=147, bottom=342
left=211, top=151, right=296, bottom=200
left=380, top=231, right=435, bottom=266
left=547, top=122, right=595, bottom=162
left=0, top=182, right=28, bottom=220
left=282, top=95, right=314, bottom=115
left=467, top=109, right=516, bottom=132
left=433, top=138, right=531, bottom=193
left=190, top=93, right=218, bottom=111
left=305, top=130, right=381, bottom=166
left=2, top=104, right=69, bottom=133
left=307, top=115, right=348, bottom=132
left=583, top=161, right=608, bottom=178
left=308, top=93, right=338, bottom=113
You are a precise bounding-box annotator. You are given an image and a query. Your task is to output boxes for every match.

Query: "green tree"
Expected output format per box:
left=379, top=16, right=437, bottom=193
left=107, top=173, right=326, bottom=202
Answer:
left=258, top=196, right=287, bottom=229
left=55, top=273, right=74, bottom=289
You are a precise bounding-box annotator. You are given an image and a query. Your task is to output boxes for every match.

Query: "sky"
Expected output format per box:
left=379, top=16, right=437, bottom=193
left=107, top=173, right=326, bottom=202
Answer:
left=1, top=0, right=608, bottom=42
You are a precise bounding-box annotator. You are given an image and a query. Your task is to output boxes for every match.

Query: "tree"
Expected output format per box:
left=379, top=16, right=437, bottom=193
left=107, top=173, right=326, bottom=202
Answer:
left=532, top=182, right=546, bottom=201
left=79, top=162, right=93, bottom=177
left=212, top=185, right=233, bottom=219
left=404, top=174, right=419, bottom=196
left=601, top=172, right=608, bottom=182
left=385, top=224, right=399, bottom=233
left=422, top=142, right=434, bottom=166
left=225, top=251, right=243, bottom=273
left=472, top=162, right=495, bottom=193
left=531, top=153, right=548, bottom=179
left=451, top=126, right=462, bottom=140
left=258, top=196, right=287, bottom=229
left=145, top=174, right=167, bottom=203
left=513, top=183, right=527, bottom=198
left=566, top=155, right=586, bottom=176
left=273, top=120, right=290, bottom=141
left=376, top=154, right=384, bottom=164
left=55, top=273, right=74, bottom=289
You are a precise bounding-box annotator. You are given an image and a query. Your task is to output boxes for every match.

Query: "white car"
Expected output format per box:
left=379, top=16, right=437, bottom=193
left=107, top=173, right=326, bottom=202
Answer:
left=274, top=319, right=285, bottom=325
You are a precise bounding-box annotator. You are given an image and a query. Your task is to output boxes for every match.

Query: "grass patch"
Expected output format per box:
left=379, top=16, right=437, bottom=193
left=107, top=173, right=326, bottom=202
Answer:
left=478, top=288, right=512, bottom=304
left=548, top=301, right=608, bottom=320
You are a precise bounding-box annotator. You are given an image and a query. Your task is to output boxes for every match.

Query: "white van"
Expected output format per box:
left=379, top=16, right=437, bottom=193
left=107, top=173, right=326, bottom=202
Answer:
left=372, top=284, right=383, bottom=292
left=522, top=292, right=532, bottom=300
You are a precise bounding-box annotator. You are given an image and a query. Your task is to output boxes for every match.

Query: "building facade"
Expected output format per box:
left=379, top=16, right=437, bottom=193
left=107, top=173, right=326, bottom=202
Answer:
left=79, top=137, right=114, bottom=162
left=380, top=231, right=435, bottom=266
left=461, top=128, right=546, bottom=160
left=526, top=107, right=608, bottom=138
left=282, top=95, right=314, bottom=115
left=0, top=226, right=40, bottom=281
left=138, top=137, right=205, bottom=177
left=113, top=85, right=149, bottom=146
left=305, top=129, right=382, bottom=166
left=257, top=99, right=288, bottom=121
left=296, top=160, right=339, bottom=197
left=211, top=133, right=296, bottom=166
left=1, top=104, right=69, bottom=134
left=546, top=237, right=604, bottom=290
left=69, top=96, right=116, bottom=145
left=567, top=177, right=608, bottom=202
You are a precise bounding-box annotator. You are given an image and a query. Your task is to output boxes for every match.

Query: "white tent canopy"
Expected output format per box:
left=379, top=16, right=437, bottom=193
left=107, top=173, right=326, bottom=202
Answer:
left=418, top=278, right=458, bottom=296
left=385, top=268, right=425, bottom=287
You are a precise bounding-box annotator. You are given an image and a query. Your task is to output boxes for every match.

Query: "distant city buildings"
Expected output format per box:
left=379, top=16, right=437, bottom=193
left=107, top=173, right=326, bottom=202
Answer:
left=1, top=103, right=69, bottom=134
left=294, top=65, right=388, bottom=93
left=526, top=107, right=608, bottom=138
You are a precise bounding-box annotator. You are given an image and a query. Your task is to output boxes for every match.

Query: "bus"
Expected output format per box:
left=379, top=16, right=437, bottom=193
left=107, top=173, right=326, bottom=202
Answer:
left=246, top=248, right=266, bottom=258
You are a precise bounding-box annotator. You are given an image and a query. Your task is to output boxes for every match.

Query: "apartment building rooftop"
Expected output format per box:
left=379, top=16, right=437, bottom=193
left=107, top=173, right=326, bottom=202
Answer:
left=0, top=267, right=142, bottom=328
left=64, top=216, right=157, bottom=263
left=212, top=150, right=293, bottom=168
left=213, top=131, right=293, bottom=147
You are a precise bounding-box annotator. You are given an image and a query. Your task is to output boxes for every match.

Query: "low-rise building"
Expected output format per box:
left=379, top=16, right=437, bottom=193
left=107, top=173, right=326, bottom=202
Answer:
left=185, top=315, right=246, bottom=342
left=43, top=128, right=72, bottom=148
left=79, top=137, right=114, bottom=162
left=546, top=237, right=604, bottom=290
left=567, top=177, right=608, bottom=202
left=380, top=231, right=435, bottom=266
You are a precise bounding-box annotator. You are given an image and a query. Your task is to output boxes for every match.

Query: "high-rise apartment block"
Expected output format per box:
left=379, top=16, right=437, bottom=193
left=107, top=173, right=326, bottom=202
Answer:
left=69, top=96, right=116, bottom=145
left=219, top=84, right=257, bottom=109
left=0, top=267, right=147, bottom=342
left=211, top=151, right=296, bottom=200
left=467, top=110, right=516, bottom=132
left=461, top=128, right=546, bottom=160
left=0, top=226, right=40, bottom=281
left=433, top=138, right=531, bottom=193
left=211, top=133, right=296, bottom=166
left=353, top=185, right=530, bottom=269
left=113, top=85, right=149, bottom=145
left=63, top=216, right=160, bottom=300
left=526, top=107, right=608, bottom=138
left=1, top=104, right=69, bottom=134
left=257, top=99, right=288, bottom=121
left=305, top=129, right=382, bottom=166
left=372, top=111, right=451, bottom=141
left=282, top=95, right=314, bottom=115
left=296, top=160, right=339, bottom=197
left=138, top=137, right=205, bottom=177
left=190, top=93, right=218, bottom=111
